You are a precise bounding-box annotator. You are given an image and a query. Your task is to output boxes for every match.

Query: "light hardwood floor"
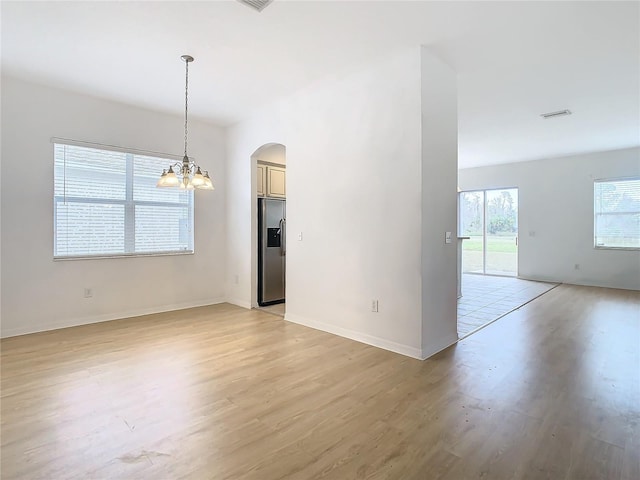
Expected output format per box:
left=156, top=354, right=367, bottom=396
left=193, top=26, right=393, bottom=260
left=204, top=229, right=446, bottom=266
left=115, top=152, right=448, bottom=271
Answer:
left=1, top=284, right=639, bottom=479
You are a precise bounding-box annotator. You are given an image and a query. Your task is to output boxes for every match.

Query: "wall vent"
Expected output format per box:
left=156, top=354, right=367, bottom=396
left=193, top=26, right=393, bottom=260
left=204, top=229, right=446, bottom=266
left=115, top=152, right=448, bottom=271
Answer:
left=236, top=0, right=274, bottom=12
left=540, top=109, right=572, bottom=119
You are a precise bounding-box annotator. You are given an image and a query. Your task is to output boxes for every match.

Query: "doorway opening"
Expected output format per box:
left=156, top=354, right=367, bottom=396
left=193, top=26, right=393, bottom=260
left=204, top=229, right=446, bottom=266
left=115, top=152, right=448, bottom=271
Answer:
left=250, top=143, right=286, bottom=318
left=456, top=187, right=557, bottom=338
left=459, top=188, right=519, bottom=276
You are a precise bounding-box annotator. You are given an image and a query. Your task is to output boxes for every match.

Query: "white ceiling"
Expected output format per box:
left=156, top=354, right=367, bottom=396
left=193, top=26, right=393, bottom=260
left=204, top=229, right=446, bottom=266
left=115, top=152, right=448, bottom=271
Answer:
left=2, top=0, right=638, bottom=168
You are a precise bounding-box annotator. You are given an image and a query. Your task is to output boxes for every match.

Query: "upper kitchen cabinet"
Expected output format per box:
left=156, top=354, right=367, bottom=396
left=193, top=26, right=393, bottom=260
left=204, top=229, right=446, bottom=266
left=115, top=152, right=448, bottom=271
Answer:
left=257, top=163, right=266, bottom=197
left=257, top=163, right=286, bottom=198
left=262, top=165, right=286, bottom=198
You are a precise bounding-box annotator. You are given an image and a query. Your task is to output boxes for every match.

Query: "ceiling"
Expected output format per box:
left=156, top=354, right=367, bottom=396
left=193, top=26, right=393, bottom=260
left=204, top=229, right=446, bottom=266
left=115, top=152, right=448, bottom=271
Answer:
left=2, top=1, right=638, bottom=168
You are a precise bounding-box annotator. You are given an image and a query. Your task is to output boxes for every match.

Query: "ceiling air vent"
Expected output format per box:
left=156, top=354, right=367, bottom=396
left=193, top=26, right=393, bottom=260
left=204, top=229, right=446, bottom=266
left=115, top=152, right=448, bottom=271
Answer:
left=236, top=0, right=274, bottom=12
left=540, top=109, right=572, bottom=119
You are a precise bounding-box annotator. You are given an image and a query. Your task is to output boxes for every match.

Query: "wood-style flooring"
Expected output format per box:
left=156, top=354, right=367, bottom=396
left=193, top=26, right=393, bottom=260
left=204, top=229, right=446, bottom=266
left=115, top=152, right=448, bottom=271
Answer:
left=1, top=284, right=639, bottom=479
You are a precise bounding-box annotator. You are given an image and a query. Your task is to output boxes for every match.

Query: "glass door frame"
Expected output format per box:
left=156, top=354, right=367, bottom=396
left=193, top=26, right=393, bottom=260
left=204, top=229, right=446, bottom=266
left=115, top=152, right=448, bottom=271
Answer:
left=459, top=187, right=519, bottom=277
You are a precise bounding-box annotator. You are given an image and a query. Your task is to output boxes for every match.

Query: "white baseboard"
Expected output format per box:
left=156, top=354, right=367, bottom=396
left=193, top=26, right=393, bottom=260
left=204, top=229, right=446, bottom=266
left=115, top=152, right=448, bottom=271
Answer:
left=420, top=333, right=459, bottom=360
left=0, top=297, right=226, bottom=338
left=285, top=312, right=424, bottom=360
left=519, top=274, right=638, bottom=292
left=225, top=297, right=252, bottom=310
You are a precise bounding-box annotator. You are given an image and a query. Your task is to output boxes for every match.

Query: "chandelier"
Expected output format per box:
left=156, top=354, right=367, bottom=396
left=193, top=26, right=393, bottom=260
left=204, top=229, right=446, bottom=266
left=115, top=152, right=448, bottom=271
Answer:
left=157, top=55, right=214, bottom=190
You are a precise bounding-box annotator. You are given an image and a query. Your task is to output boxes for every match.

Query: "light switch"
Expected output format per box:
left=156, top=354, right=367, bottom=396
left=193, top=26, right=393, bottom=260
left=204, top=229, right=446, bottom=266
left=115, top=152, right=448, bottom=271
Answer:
left=298, top=232, right=303, bottom=241
left=445, top=231, right=452, bottom=244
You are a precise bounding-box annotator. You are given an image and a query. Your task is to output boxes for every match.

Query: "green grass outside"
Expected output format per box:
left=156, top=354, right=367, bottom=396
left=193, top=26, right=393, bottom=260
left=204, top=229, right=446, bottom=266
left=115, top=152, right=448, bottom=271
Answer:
left=462, top=236, right=517, bottom=254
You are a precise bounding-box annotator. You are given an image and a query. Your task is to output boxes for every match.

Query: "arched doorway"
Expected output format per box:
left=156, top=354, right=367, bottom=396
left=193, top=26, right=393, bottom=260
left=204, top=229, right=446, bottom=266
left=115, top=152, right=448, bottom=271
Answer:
left=250, top=143, right=286, bottom=315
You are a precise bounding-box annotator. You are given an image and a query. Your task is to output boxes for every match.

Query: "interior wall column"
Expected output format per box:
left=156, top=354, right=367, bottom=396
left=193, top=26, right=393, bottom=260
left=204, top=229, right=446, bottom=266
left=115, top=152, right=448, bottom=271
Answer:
left=420, top=47, right=459, bottom=358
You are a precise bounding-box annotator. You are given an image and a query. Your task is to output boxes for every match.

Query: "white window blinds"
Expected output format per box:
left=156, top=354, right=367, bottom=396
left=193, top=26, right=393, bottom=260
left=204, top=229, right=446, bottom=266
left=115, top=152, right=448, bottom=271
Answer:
left=594, top=178, right=640, bottom=249
left=54, top=143, right=194, bottom=258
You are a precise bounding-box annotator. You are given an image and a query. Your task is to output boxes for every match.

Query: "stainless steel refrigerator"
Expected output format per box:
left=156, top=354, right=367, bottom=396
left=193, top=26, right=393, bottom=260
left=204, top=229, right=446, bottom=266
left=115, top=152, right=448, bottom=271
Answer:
left=258, top=198, right=286, bottom=306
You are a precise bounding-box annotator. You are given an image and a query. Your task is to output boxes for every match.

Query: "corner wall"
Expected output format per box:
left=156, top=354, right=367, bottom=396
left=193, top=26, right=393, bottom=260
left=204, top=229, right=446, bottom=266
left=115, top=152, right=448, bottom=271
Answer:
left=420, top=47, right=459, bottom=358
left=226, top=48, right=425, bottom=357
left=458, top=147, right=640, bottom=290
left=0, top=76, right=227, bottom=337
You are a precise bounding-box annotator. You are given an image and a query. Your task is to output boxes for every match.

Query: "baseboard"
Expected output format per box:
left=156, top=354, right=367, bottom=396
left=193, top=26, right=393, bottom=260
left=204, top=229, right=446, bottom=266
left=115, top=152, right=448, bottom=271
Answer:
left=519, top=274, right=638, bottom=292
left=563, top=280, right=639, bottom=291
left=284, top=312, right=424, bottom=360
left=420, top=333, right=459, bottom=360
left=0, top=297, right=226, bottom=338
left=225, top=297, right=252, bottom=310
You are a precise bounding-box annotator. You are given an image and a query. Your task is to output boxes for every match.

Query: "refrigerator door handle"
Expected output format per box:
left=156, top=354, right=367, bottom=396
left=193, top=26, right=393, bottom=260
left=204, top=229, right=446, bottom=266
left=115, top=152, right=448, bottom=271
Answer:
left=280, top=218, right=286, bottom=256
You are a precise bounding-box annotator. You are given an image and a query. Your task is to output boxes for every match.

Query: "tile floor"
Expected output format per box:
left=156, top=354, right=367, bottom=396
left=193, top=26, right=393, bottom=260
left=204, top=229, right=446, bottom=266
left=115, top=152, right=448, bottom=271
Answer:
left=457, top=274, right=558, bottom=338
left=258, top=302, right=285, bottom=317
left=255, top=279, right=557, bottom=342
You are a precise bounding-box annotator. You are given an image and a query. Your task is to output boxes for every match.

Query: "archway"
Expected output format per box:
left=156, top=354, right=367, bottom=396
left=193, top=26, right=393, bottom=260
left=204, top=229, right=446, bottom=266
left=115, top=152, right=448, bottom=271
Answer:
left=250, top=143, right=286, bottom=311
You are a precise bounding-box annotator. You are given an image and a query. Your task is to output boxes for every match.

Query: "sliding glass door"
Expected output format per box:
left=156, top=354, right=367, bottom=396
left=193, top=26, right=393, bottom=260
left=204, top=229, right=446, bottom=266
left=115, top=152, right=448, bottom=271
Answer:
left=459, top=191, right=484, bottom=274
left=485, top=189, right=518, bottom=275
left=459, top=188, right=518, bottom=276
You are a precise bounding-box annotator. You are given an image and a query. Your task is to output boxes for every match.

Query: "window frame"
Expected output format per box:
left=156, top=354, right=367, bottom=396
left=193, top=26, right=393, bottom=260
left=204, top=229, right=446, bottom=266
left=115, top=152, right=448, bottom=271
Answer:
left=52, top=138, right=195, bottom=260
left=593, top=176, right=640, bottom=251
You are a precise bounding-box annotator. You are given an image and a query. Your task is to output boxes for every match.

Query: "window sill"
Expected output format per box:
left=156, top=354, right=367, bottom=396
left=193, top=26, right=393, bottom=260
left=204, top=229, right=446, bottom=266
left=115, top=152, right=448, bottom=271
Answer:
left=53, top=251, right=195, bottom=261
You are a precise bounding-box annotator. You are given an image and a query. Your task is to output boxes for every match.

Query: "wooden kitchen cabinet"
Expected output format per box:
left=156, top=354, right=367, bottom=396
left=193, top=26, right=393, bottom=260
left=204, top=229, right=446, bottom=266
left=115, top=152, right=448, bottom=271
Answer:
left=257, top=163, right=286, bottom=198
left=257, top=164, right=266, bottom=197
left=266, top=166, right=286, bottom=198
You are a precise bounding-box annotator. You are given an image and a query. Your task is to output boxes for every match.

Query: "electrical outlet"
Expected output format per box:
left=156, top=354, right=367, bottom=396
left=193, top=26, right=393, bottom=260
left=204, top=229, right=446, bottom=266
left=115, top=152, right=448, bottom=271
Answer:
left=574, top=264, right=580, bottom=270
left=84, top=288, right=93, bottom=298
left=298, top=232, right=303, bottom=241
left=371, top=299, right=379, bottom=313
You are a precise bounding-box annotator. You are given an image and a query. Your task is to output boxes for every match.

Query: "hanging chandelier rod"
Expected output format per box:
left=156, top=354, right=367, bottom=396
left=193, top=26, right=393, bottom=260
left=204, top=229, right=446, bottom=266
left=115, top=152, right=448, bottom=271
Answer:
left=182, top=54, right=192, bottom=158
left=157, top=54, right=214, bottom=191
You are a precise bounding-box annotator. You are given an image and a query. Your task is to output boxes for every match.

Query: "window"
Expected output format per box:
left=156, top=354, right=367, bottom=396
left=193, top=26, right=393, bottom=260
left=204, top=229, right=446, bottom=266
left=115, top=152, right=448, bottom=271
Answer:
left=54, top=142, right=194, bottom=258
left=594, top=177, right=640, bottom=249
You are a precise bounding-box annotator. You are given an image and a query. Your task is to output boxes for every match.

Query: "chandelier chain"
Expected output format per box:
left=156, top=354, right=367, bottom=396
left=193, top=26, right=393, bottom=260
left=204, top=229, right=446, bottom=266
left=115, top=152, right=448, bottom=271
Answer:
left=184, top=57, right=189, bottom=158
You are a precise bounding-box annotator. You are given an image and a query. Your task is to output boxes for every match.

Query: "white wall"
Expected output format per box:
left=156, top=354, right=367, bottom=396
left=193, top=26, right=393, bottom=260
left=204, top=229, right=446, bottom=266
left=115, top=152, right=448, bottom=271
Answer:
left=459, top=147, right=640, bottom=290
left=420, top=47, right=459, bottom=358
left=0, top=77, right=3, bottom=330
left=227, top=48, right=424, bottom=357
left=227, top=48, right=459, bottom=359
left=225, top=111, right=286, bottom=309
left=0, top=76, right=227, bottom=337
